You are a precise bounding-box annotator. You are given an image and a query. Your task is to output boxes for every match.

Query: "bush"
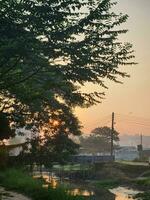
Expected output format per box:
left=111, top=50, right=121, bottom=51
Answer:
left=0, top=147, right=8, bottom=169
left=135, top=192, right=150, bottom=200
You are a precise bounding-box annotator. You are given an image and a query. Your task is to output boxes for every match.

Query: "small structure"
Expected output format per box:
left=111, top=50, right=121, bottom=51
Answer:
left=115, top=146, right=139, bottom=161
left=0, top=143, right=26, bottom=156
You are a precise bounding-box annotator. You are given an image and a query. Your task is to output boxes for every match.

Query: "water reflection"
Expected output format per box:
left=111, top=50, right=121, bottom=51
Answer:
left=69, top=188, right=94, bottom=196
left=110, top=187, right=141, bottom=200
left=33, top=173, right=58, bottom=189
left=43, top=175, right=58, bottom=188
left=33, top=172, right=141, bottom=200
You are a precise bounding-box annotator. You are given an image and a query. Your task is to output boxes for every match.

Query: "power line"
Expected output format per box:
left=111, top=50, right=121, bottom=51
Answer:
left=83, top=113, right=150, bottom=134
left=86, top=114, right=111, bottom=128
left=115, top=113, right=150, bottom=127
left=116, top=113, right=150, bottom=123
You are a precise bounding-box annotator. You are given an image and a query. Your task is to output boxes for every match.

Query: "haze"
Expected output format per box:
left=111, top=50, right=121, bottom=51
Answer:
left=76, top=0, right=150, bottom=135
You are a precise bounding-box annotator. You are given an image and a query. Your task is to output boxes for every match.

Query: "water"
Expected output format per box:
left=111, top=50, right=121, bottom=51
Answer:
left=110, top=187, right=141, bottom=200
left=69, top=189, right=95, bottom=197
left=33, top=171, right=141, bottom=200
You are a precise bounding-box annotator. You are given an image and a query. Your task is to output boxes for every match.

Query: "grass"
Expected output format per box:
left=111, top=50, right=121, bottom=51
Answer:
left=88, top=162, right=150, bottom=199
left=108, top=162, right=149, bottom=179
left=135, top=192, right=150, bottom=200
left=131, top=173, right=150, bottom=189
left=0, top=168, right=84, bottom=200
left=94, top=179, right=120, bottom=189
left=53, top=164, right=90, bottom=171
left=133, top=178, right=150, bottom=200
left=116, top=160, right=149, bottom=166
left=134, top=178, right=150, bottom=187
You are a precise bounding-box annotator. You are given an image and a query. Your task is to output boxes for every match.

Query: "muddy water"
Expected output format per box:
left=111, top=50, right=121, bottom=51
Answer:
left=110, top=187, right=141, bottom=200
left=33, top=171, right=141, bottom=200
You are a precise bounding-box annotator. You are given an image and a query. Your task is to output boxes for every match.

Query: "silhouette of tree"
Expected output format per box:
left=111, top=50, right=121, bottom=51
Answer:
left=80, top=126, right=119, bottom=153
left=0, top=112, right=15, bottom=141
left=0, top=0, right=135, bottom=154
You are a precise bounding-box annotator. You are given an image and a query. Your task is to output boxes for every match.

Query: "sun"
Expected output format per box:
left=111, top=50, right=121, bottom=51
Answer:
left=52, top=120, right=59, bottom=127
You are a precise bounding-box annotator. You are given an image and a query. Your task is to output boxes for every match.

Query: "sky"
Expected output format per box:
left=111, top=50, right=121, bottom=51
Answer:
left=75, top=0, right=150, bottom=136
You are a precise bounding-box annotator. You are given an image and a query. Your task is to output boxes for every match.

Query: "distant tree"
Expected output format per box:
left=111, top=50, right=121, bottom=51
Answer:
left=92, top=126, right=119, bottom=141
left=80, top=126, right=119, bottom=154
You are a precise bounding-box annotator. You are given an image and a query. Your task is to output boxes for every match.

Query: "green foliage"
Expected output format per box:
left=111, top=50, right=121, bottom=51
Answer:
left=80, top=126, right=119, bottom=153
left=21, top=130, right=80, bottom=166
left=0, top=0, right=135, bottom=159
left=0, top=112, right=15, bottom=140
left=53, top=164, right=89, bottom=171
left=135, top=192, right=150, bottom=200
left=134, top=178, right=150, bottom=187
left=95, top=179, right=120, bottom=189
left=0, top=0, right=135, bottom=133
left=114, top=162, right=150, bottom=178
left=0, top=147, right=8, bottom=169
left=0, top=168, right=84, bottom=200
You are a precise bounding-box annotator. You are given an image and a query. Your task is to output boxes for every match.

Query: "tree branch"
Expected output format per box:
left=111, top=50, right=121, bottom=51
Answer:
left=0, top=56, right=21, bottom=79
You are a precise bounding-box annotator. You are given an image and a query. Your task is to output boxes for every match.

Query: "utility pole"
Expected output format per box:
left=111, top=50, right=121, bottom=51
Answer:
left=140, top=134, right=143, bottom=146
left=137, top=134, right=143, bottom=160
left=140, top=134, right=143, bottom=159
left=111, top=112, right=114, bottom=156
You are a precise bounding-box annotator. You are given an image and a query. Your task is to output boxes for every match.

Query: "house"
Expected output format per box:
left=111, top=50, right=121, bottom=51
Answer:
left=114, top=146, right=139, bottom=161
left=0, top=143, right=26, bottom=156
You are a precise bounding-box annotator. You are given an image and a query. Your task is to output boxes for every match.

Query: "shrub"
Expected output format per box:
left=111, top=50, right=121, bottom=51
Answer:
left=0, top=147, right=8, bottom=169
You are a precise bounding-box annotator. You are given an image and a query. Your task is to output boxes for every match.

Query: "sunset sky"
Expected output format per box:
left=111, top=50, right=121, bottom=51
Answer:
left=76, top=0, right=150, bottom=135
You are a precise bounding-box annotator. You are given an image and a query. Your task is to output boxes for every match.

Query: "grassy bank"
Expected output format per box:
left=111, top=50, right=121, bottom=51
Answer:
left=0, top=168, right=84, bottom=200
left=93, top=163, right=150, bottom=200
left=133, top=178, right=150, bottom=200
left=94, top=179, right=120, bottom=189
left=135, top=191, right=150, bottom=200
left=134, top=178, right=150, bottom=189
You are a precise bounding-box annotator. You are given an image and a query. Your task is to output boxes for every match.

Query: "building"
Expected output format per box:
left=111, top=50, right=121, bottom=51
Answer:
left=0, top=143, right=26, bottom=156
left=115, top=146, right=139, bottom=161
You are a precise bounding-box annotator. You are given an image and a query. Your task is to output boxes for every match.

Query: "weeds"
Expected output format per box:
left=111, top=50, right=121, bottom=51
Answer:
left=0, top=168, right=84, bottom=200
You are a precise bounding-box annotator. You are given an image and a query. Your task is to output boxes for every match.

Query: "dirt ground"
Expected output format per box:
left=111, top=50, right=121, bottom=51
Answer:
left=0, top=187, right=31, bottom=200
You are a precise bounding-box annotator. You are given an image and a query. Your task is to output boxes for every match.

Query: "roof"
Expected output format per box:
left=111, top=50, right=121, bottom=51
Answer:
left=0, top=142, right=27, bottom=150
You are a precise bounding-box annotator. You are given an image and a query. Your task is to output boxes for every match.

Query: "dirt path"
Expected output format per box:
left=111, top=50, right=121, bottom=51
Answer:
left=0, top=187, right=31, bottom=200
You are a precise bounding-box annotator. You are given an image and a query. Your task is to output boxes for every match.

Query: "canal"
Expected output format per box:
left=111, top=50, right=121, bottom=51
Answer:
left=33, top=171, right=142, bottom=200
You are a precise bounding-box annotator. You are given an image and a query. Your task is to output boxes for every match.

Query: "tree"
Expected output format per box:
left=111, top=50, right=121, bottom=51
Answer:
left=80, top=126, right=119, bottom=154
left=0, top=112, right=15, bottom=142
left=0, top=0, right=135, bottom=155
left=21, top=133, right=79, bottom=168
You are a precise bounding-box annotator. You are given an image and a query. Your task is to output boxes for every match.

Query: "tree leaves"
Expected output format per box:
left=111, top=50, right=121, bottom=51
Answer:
left=0, top=0, right=135, bottom=145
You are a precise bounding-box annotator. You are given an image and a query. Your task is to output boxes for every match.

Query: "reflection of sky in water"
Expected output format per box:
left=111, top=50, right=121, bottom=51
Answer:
left=33, top=173, right=95, bottom=196
left=110, top=187, right=141, bottom=200
left=33, top=174, right=58, bottom=189
left=69, top=188, right=94, bottom=196
left=33, top=172, right=141, bottom=200
left=42, top=175, right=58, bottom=188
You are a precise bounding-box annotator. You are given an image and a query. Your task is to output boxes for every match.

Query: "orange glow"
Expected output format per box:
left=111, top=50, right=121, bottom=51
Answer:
left=52, top=120, right=59, bottom=127
left=69, top=188, right=94, bottom=196
left=75, top=0, right=150, bottom=136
